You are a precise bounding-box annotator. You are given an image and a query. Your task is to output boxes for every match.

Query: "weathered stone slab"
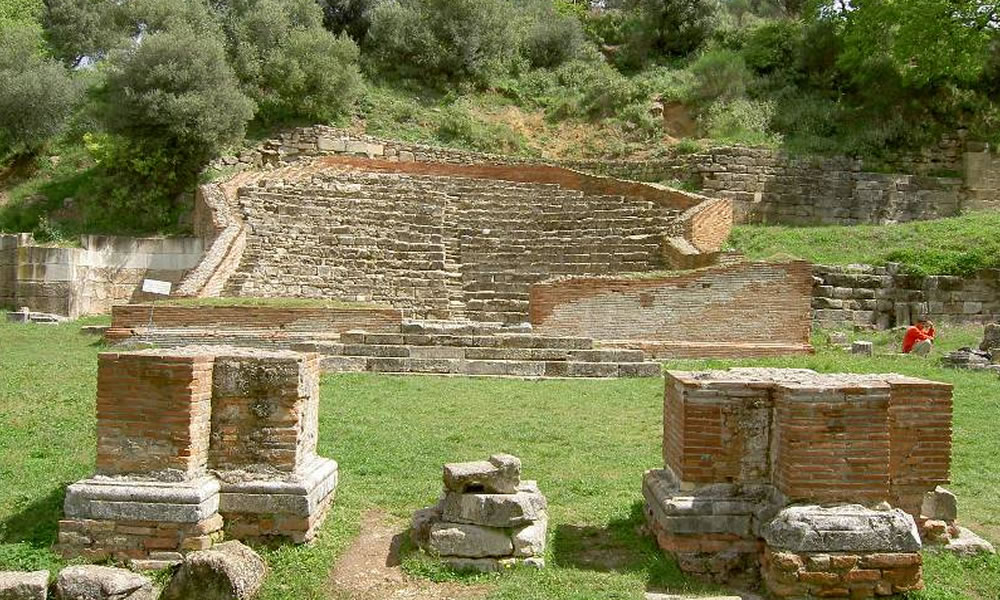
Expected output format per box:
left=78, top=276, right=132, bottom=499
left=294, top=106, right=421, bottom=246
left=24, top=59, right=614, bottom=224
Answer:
left=0, top=571, right=48, bottom=600
left=443, top=454, right=520, bottom=494
left=428, top=523, right=513, bottom=558
left=762, top=505, right=921, bottom=553
left=512, top=513, right=548, bottom=557
left=56, top=566, right=155, bottom=600
left=161, top=541, right=266, bottom=600
left=63, top=477, right=220, bottom=523
left=440, top=483, right=547, bottom=528
left=942, top=527, right=996, bottom=557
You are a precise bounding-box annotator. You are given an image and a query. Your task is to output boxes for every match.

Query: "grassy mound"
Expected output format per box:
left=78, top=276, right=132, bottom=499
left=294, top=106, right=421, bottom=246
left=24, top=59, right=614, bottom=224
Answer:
left=727, top=212, right=1000, bottom=276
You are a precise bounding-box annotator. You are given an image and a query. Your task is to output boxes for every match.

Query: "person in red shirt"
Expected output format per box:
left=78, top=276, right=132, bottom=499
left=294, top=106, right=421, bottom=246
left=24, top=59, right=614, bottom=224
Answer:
left=902, top=319, right=935, bottom=355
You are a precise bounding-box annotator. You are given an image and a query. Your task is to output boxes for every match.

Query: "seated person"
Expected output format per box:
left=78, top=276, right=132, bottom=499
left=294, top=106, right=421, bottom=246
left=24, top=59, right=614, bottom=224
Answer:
left=902, top=319, right=935, bottom=356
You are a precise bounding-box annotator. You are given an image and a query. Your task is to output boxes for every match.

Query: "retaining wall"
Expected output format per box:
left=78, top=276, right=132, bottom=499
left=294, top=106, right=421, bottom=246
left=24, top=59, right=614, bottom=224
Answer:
left=812, top=264, right=1000, bottom=329
left=0, top=234, right=202, bottom=317
left=188, top=156, right=727, bottom=323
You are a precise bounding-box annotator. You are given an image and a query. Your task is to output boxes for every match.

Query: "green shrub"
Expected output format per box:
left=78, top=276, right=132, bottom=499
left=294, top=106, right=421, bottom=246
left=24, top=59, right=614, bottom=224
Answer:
left=550, top=60, right=644, bottom=119
left=43, top=0, right=131, bottom=66
left=0, top=24, right=80, bottom=156
left=518, top=0, right=591, bottom=69
left=743, top=20, right=801, bottom=74
left=218, top=0, right=361, bottom=124
left=689, top=49, right=753, bottom=103
left=617, top=0, right=716, bottom=70
left=102, top=27, right=254, bottom=161
left=320, top=0, right=380, bottom=43
left=365, top=0, right=521, bottom=88
left=704, top=97, right=780, bottom=146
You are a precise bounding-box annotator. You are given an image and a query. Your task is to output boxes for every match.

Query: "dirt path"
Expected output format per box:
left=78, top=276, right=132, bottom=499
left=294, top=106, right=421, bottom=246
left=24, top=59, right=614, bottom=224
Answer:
left=328, top=511, right=493, bottom=600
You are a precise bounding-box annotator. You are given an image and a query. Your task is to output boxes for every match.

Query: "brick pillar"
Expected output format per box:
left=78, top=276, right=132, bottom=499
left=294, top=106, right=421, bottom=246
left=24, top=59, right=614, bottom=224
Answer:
left=773, top=383, right=892, bottom=505
left=211, top=351, right=336, bottom=543
left=888, top=378, right=953, bottom=516
left=60, top=350, right=224, bottom=562
left=96, top=353, right=214, bottom=478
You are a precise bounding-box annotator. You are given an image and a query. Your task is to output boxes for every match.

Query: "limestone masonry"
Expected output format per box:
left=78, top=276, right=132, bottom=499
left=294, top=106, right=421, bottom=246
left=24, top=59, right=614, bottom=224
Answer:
left=411, top=454, right=548, bottom=572
left=644, top=368, right=992, bottom=599
left=58, top=346, right=338, bottom=562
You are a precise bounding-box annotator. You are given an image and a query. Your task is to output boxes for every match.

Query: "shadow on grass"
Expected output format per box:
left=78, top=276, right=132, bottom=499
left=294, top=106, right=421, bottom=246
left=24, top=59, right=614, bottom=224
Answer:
left=551, top=501, right=715, bottom=594
left=0, top=486, right=65, bottom=548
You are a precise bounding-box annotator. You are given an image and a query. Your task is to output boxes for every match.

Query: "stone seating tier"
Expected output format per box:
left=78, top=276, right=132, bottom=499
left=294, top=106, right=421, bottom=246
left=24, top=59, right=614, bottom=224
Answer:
left=223, top=169, right=683, bottom=322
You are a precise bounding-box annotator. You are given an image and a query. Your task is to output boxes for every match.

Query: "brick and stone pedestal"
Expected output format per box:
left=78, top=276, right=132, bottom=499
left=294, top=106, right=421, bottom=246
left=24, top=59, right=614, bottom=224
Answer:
left=411, top=455, right=548, bottom=572
left=212, top=351, right=337, bottom=543
left=58, top=347, right=338, bottom=561
left=643, top=368, right=974, bottom=598
left=58, top=352, right=223, bottom=561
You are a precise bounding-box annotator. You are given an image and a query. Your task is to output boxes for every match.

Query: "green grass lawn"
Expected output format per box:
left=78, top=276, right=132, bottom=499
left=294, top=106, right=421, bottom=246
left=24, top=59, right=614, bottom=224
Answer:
left=728, top=212, right=1000, bottom=276
left=1, top=315, right=998, bottom=599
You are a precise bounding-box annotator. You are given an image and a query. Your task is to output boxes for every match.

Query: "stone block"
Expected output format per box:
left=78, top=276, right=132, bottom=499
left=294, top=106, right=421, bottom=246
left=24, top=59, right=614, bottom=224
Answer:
left=921, top=486, right=958, bottom=522
left=512, top=513, right=548, bottom=557
left=0, top=571, right=48, bottom=600
left=63, top=477, right=220, bottom=523
left=56, top=566, right=155, bottom=600
left=851, top=341, right=874, bottom=356
left=443, top=454, right=521, bottom=494
left=762, top=505, right=921, bottom=554
left=217, top=457, right=338, bottom=542
left=428, top=522, right=513, bottom=558
left=440, top=484, right=547, bottom=528
left=161, top=541, right=267, bottom=600
left=440, top=557, right=517, bottom=573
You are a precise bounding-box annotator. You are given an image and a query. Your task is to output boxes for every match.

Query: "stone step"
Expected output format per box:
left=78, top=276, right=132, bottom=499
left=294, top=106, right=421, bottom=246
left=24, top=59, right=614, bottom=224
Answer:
left=400, top=320, right=531, bottom=335
left=321, top=356, right=660, bottom=378
left=340, top=331, right=594, bottom=350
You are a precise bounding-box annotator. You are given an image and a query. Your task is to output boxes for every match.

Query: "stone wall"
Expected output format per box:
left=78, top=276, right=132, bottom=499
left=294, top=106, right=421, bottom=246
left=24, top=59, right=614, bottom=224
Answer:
left=528, top=261, right=813, bottom=357
left=212, top=126, right=1000, bottom=226
left=0, top=233, right=203, bottom=318
left=964, top=142, right=1000, bottom=212
left=812, top=264, right=1000, bottom=329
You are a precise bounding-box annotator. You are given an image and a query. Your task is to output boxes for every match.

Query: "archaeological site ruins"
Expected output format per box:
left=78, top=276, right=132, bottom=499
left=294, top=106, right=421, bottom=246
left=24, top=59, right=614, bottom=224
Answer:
left=2, top=126, right=999, bottom=600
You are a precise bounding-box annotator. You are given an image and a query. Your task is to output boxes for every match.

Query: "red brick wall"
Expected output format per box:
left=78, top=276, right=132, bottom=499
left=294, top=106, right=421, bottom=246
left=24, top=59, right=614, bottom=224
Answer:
left=888, top=379, right=953, bottom=514
left=664, top=374, right=774, bottom=484
left=530, top=261, right=813, bottom=345
left=683, top=197, right=734, bottom=253
left=773, top=385, right=892, bottom=504
left=109, top=305, right=403, bottom=335
left=96, top=352, right=214, bottom=478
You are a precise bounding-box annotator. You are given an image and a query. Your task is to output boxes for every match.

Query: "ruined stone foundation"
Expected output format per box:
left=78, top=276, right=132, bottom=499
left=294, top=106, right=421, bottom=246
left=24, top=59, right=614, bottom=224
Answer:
left=57, top=347, right=337, bottom=562
left=412, top=455, right=548, bottom=571
left=644, top=368, right=990, bottom=599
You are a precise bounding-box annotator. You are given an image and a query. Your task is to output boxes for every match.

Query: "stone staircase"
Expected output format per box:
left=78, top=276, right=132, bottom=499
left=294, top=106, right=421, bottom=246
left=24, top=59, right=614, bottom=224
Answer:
left=295, top=320, right=661, bottom=378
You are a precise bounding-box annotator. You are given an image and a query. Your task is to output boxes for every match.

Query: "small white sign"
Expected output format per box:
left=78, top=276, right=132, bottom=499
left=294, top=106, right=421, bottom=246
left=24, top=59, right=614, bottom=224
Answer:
left=142, top=279, right=172, bottom=296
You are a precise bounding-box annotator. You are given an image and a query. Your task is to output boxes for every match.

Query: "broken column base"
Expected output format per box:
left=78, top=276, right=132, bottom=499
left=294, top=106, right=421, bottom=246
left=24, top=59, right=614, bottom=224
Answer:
left=218, top=457, right=339, bottom=544
left=57, top=476, right=223, bottom=560
left=642, top=469, right=779, bottom=589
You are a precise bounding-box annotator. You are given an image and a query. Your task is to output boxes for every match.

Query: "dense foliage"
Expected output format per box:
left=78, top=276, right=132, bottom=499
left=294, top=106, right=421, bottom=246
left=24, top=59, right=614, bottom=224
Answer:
left=0, top=0, right=998, bottom=237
